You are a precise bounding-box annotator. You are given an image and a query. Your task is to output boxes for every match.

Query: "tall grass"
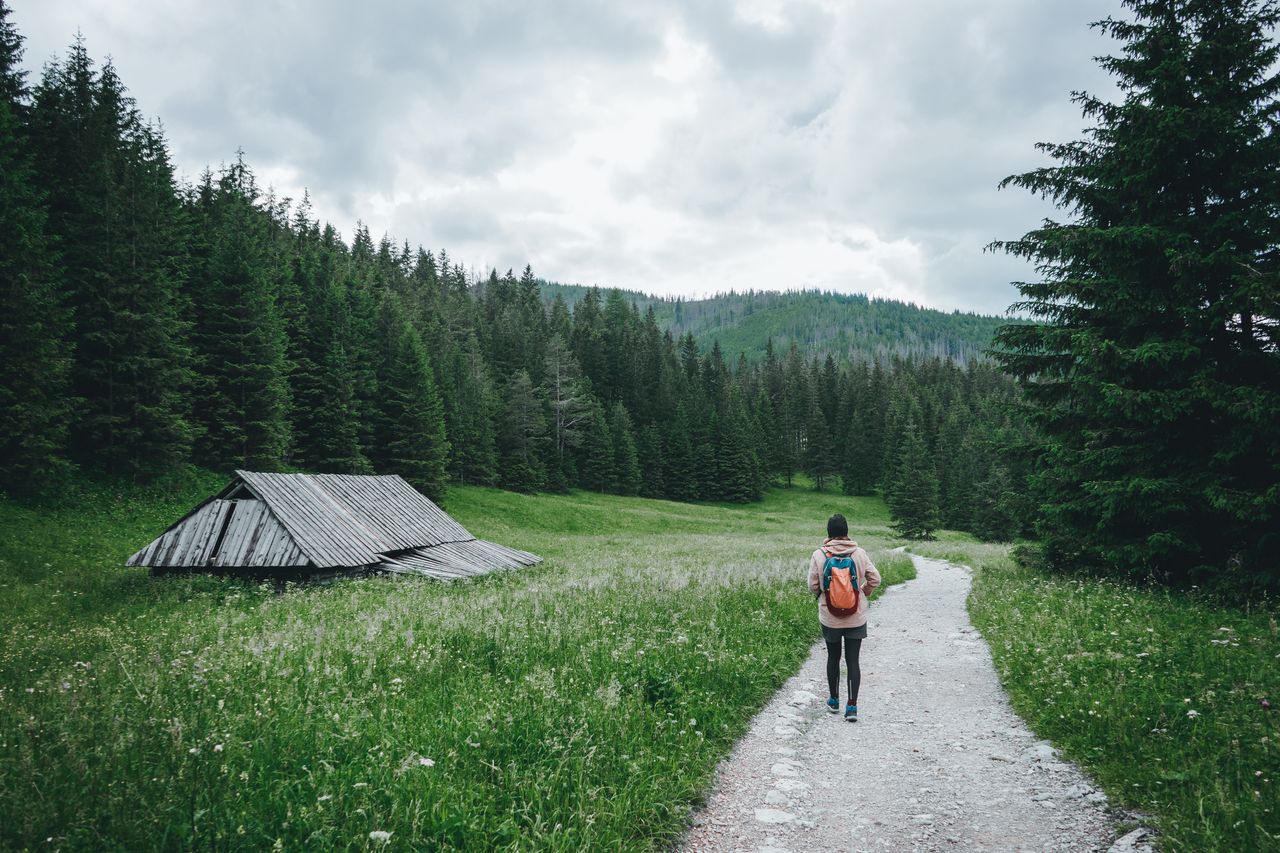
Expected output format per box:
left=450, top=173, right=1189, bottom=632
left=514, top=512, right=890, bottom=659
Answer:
left=911, top=538, right=1279, bottom=852
left=0, top=477, right=908, bottom=850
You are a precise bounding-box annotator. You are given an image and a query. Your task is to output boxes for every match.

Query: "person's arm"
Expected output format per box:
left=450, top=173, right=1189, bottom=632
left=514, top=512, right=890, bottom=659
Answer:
left=861, top=550, right=882, bottom=596
left=808, top=550, right=822, bottom=596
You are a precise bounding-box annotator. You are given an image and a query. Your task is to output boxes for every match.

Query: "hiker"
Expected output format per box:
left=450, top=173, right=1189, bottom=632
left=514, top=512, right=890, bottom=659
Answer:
left=808, top=513, right=881, bottom=722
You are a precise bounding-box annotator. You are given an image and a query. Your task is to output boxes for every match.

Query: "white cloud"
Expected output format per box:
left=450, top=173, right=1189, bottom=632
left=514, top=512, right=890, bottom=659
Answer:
left=13, top=0, right=1119, bottom=313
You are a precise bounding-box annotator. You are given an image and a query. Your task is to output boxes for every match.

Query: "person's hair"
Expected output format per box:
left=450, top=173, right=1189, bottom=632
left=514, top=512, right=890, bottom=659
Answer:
left=827, top=514, right=848, bottom=539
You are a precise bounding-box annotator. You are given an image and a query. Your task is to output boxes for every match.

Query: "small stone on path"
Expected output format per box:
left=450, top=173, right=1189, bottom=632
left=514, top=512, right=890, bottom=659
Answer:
left=1107, top=827, right=1157, bottom=853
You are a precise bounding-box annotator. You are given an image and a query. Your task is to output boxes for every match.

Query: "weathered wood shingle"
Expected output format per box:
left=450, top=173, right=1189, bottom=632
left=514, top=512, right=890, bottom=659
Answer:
left=126, top=471, right=542, bottom=580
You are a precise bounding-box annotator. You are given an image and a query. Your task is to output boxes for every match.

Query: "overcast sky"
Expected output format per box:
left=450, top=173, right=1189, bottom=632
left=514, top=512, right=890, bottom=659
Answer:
left=14, top=0, right=1119, bottom=315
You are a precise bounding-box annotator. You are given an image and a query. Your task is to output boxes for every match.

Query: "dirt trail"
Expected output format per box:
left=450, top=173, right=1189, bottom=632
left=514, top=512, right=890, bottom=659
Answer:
left=680, top=553, right=1145, bottom=853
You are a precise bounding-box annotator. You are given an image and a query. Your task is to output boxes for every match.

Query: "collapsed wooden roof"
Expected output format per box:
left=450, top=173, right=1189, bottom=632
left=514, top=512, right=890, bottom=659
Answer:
left=126, top=470, right=541, bottom=579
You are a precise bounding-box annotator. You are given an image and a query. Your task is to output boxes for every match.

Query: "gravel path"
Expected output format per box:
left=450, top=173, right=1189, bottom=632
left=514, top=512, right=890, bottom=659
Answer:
left=679, top=553, right=1143, bottom=853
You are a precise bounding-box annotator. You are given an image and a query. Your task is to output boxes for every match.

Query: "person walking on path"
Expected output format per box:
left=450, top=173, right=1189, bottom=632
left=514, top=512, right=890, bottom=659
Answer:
left=808, top=513, right=881, bottom=722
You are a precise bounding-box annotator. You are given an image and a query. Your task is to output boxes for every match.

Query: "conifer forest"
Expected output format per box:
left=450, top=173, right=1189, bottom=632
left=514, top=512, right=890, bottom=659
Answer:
left=0, top=12, right=1030, bottom=543
left=3, top=0, right=1278, bottom=595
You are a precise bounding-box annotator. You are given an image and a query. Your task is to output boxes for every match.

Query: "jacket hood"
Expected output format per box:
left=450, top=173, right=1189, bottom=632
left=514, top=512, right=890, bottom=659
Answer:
left=821, top=537, right=859, bottom=556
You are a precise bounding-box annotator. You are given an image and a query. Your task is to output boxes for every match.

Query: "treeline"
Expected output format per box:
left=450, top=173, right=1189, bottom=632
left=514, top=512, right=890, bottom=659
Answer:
left=0, top=9, right=1027, bottom=541
left=543, top=284, right=1008, bottom=365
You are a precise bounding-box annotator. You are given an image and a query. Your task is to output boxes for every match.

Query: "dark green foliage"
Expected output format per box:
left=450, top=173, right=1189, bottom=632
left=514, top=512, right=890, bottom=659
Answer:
left=714, top=394, right=764, bottom=503
left=661, top=405, right=698, bottom=502
left=310, top=341, right=368, bottom=474
left=577, top=403, right=616, bottom=492
left=373, top=296, right=449, bottom=499
left=886, top=420, right=941, bottom=539
left=444, top=340, right=499, bottom=487
left=498, top=370, right=547, bottom=493
left=636, top=424, right=666, bottom=498
left=992, top=0, right=1280, bottom=593
left=802, top=393, right=834, bottom=491
left=188, top=159, right=290, bottom=471
left=607, top=402, right=642, bottom=496
left=542, top=334, right=590, bottom=492
left=29, top=40, right=194, bottom=479
left=0, top=1, right=73, bottom=494
left=970, top=465, right=1019, bottom=542
left=542, top=283, right=1007, bottom=365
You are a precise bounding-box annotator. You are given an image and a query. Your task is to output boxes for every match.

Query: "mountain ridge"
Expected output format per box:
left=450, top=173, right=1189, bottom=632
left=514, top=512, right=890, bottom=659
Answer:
left=539, top=282, right=1009, bottom=363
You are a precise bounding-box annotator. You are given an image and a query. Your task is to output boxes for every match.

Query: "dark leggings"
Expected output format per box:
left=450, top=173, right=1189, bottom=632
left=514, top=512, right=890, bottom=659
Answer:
left=826, top=636, right=862, bottom=705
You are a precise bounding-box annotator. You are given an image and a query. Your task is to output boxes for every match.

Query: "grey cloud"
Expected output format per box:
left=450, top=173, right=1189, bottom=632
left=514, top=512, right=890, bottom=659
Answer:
left=16, top=0, right=1130, bottom=314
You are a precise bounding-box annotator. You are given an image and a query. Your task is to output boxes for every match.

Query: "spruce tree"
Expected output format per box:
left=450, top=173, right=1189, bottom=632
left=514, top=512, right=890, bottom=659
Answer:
left=444, top=338, right=499, bottom=486
left=498, top=369, right=547, bottom=493
left=803, top=394, right=835, bottom=491
left=310, top=341, right=368, bottom=474
left=607, top=401, right=642, bottom=495
left=543, top=334, right=591, bottom=489
left=993, top=0, right=1280, bottom=589
left=30, top=43, right=194, bottom=478
left=971, top=464, right=1019, bottom=542
left=188, top=156, right=291, bottom=471
left=373, top=295, right=449, bottom=498
left=662, top=404, right=697, bottom=501
left=0, top=1, right=73, bottom=493
left=886, top=420, right=941, bottom=539
left=637, top=424, right=666, bottom=498
left=715, top=394, right=764, bottom=502
left=578, top=402, right=616, bottom=492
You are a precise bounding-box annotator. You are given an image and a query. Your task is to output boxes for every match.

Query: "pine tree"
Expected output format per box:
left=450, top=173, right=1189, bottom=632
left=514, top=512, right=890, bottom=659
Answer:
left=886, top=420, right=941, bottom=539
left=803, top=394, right=835, bottom=491
left=662, top=404, right=697, bottom=501
left=0, top=1, right=74, bottom=493
left=992, top=0, right=1280, bottom=589
left=715, top=393, right=764, bottom=502
left=543, top=334, right=591, bottom=490
left=636, top=424, right=666, bottom=498
left=188, top=157, right=290, bottom=471
left=373, top=295, right=449, bottom=498
left=310, top=341, right=368, bottom=474
left=971, top=464, right=1019, bottom=542
left=444, top=338, right=499, bottom=486
left=607, top=401, right=642, bottom=495
left=498, top=369, right=547, bottom=493
left=29, top=42, right=194, bottom=478
left=578, top=402, right=616, bottom=492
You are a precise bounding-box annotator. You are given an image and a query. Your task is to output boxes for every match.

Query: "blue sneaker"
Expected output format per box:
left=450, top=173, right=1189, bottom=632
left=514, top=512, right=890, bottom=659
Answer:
left=845, top=704, right=858, bottom=722
left=826, top=697, right=840, bottom=714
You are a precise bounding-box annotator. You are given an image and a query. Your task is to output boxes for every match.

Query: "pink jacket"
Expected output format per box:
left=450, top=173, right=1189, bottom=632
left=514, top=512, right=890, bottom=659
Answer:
left=807, top=538, right=881, bottom=629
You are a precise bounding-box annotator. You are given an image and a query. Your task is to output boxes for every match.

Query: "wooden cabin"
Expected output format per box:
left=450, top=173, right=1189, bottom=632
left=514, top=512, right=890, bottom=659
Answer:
left=127, top=470, right=541, bottom=580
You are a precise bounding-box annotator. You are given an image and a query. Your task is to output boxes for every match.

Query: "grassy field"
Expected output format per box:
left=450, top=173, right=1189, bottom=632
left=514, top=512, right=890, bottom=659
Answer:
left=910, top=538, right=1279, bottom=853
left=0, top=474, right=912, bottom=851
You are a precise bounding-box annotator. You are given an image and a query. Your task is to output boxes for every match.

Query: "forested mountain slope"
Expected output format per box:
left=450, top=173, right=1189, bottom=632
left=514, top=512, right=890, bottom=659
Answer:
left=540, top=284, right=1008, bottom=363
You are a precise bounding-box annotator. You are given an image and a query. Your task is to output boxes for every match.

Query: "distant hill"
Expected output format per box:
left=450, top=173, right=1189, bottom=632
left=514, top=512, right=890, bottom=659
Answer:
left=540, top=284, right=1009, bottom=363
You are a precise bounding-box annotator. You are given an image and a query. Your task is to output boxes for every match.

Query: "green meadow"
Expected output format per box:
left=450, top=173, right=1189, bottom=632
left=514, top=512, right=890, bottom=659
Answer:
left=0, top=475, right=912, bottom=851
left=912, top=539, right=1280, bottom=853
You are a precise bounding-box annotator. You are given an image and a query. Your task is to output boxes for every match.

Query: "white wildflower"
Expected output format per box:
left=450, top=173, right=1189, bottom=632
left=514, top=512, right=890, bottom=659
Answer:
left=1187, top=709, right=1200, bottom=719
left=418, top=757, right=435, bottom=767
left=213, top=743, right=224, bottom=753
left=369, top=830, right=392, bottom=843
left=188, top=747, right=200, bottom=755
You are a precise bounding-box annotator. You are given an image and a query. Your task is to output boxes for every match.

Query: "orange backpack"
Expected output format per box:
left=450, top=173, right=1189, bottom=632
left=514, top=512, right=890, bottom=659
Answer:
left=821, top=550, right=860, bottom=617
